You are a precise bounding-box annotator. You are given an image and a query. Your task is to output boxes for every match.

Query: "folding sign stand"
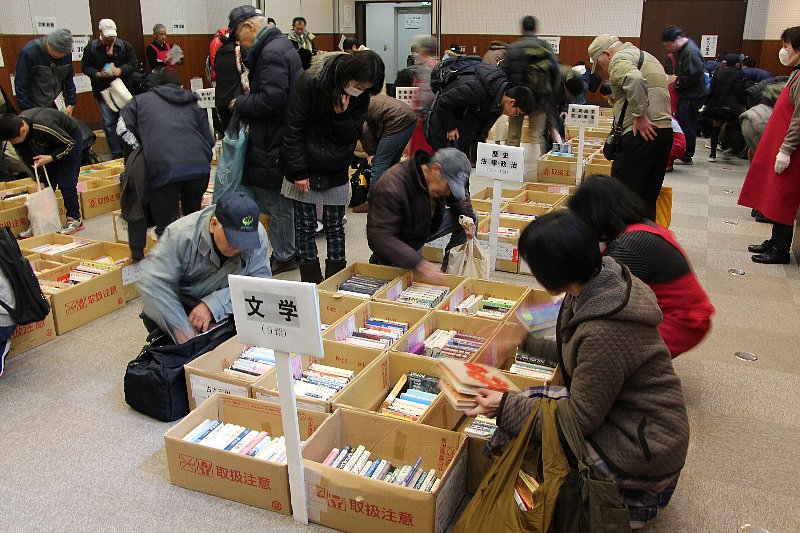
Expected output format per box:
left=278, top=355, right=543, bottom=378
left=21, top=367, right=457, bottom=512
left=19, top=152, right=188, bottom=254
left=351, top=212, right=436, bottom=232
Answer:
left=228, top=275, right=324, bottom=525
left=195, top=87, right=216, bottom=136
left=565, top=104, right=600, bottom=185
left=476, top=142, right=525, bottom=273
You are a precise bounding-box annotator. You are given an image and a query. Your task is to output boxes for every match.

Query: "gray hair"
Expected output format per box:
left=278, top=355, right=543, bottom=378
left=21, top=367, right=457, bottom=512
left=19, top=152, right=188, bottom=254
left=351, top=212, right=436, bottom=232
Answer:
left=411, top=35, right=435, bottom=55
left=153, top=23, right=166, bottom=34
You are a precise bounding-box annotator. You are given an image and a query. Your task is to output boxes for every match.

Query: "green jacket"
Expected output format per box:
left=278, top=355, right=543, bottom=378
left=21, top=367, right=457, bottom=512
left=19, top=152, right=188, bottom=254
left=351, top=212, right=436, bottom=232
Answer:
left=608, top=42, right=672, bottom=134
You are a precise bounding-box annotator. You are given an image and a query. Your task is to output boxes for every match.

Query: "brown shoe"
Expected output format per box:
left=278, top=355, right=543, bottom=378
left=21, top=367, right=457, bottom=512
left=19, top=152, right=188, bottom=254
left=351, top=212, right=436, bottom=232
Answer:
left=352, top=202, right=369, bottom=213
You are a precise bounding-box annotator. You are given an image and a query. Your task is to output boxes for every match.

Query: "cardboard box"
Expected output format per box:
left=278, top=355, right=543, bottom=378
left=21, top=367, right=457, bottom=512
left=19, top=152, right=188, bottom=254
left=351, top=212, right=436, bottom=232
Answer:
left=437, top=278, right=529, bottom=320
left=392, top=310, right=500, bottom=364
left=323, top=301, right=430, bottom=350
left=8, top=296, right=56, bottom=357
left=421, top=216, right=488, bottom=264
left=505, top=190, right=566, bottom=213
left=93, top=130, right=110, bottom=154
left=317, top=262, right=407, bottom=298
left=184, top=336, right=253, bottom=411
left=374, top=271, right=464, bottom=310
left=111, top=209, right=158, bottom=248
left=251, top=341, right=383, bottom=412
left=536, top=152, right=579, bottom=185
left=0, top=187, right=68, bottom=236
left=81, top=167, right=123, bottom=180
left=164, top=393, right=328, bottom=515
left=522, top=182, right=577, bottom=195
left=471, top=186, right=525, bottom=203
left=302, top=407, right=467, bottom=533
left=19, top=233, right=95, bottom=261
left=37, top=267, right=125, bottom=334
left=476, top=216, right=530, bottom=273
left=318, top=291, right=366, bottom=333
left=83, top=158, right=124, bottom=171
left=62, top=241, right=144, bottom=301
left=470, top=198, right=493, bottom=218
left=0, top=178, right=35, bottom=190
left=584, top=154, right=613, bottom=178
left=79, top=179, right=121, bottom=219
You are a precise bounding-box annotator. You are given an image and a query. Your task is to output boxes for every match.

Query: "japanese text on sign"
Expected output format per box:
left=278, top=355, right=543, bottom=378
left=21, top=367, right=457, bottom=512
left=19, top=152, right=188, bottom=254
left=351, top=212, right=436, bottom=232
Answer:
left=476, top=143, right=524, bottom=182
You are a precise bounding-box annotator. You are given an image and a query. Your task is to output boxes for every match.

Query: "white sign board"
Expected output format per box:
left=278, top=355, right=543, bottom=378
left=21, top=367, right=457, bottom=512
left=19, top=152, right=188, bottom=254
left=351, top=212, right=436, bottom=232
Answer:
left=700, top=35, right=718, bottom=58
left=0, top=46, right=4, bottom=68
left=73, top=74, right=92, bottom=94
left=565, top=104, right=600, bottom=128
left=9, top=75, right=15, bottom=96
left=404, top=14, right=422, bottom=29
left=540, top=36, right=561, bottom=55
left=34, top=16, right=57, bottom=35
left=72, top=36, right=89, bottom=62
left=171, top=20, right=187, bottom=34
left=229, top=276, right=323, bottom=359
left=476, top=143, right=524, bottom=182
left=191, top=78, right=206, bottom=93
left=395, top=86, right=418, bottom=107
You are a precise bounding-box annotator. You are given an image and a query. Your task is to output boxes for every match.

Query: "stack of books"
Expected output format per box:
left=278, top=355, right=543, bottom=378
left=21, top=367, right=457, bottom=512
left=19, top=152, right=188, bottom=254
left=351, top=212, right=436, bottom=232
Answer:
left=464, top=415, right=497, bottom=438
left=0, top=190, right=27, bottom=201
left=509, top=349, right=556, bottom=381
left=455, top=294, right=516, bottom=319
left=525, top=201, right=555, bottom=209
left=31, top=241, right=91, bottom=256
left=438, top=360, right=520, bottom=411
left=395, top=282, right=449, bottom=308
left=514, top=470, right=540, bottom=510
left=497, top=227, right=520, bottom=238
left=408, top=330, right=486, bottom=360
left=182, top=419, right=289, bottom=464
left=343, top=317, right=408, bottom=349
left=515, top=300, right=561, bottom=337
left=294, top=363, right=355, bottom=401
left=322, top=446, right=441, bottom=491
left=224, top=346, right=276, bottom=380
left=380, top=373, right=439, bottom=422
left=501, top=212, right=537, bottom=222
left=68, top=260, right=118, bottom=284
left=337, top=275, right=388, bottom=298
left=38, top=280, right=69, bottom=296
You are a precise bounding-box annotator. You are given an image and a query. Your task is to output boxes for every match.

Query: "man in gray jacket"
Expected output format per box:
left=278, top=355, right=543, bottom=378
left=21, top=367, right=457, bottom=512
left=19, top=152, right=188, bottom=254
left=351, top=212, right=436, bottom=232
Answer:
left=137, top=192, right=271, bottom=344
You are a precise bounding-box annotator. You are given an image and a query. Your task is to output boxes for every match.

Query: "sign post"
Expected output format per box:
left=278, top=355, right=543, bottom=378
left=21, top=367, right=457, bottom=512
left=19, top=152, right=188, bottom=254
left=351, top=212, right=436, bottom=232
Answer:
left=229, top=276, right=324, bottom=525
left=565, top=104, right=600, bottom=185
left=194, top=87, right=216, bottom=137
left=476, top=142, right=525, bottom=273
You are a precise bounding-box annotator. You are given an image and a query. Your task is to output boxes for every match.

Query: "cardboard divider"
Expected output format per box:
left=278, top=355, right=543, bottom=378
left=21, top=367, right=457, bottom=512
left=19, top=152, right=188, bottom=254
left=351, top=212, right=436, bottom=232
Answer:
left=437, top=278, right=529, bottom=320
left=250, top=342, right=384, bottom=413
left=62, top=241, right=144, bottom=301
left=318, top=291, right=367, bottom=333
left=19, top=232, right=95, bottom=261
left=504, top=190, right=566, bottom=214
left=164, top=393, right=328, bottom=515
left=470, top=198, right=492, bottom=218
left=522, top=182, right=577, bottom=196
left=476, top=216, right=530, bottom=273
left=373, top=271, right=464, bottom=310
left=8, top=295, right=56, bottom=357
left=317, top=262, right=407, bottom=298
left=81, top=158, right=124, bottom=172
left=323, top=300, right=430, bottom=351
left=302, top=407, right=467, bottom=533
left=471, top=185, right=525, bottom=203
left=111, top=209, right=158, bottom=248
left=584, top=154, right=613, bottom=178
left=0, top=178, right=35, bottom=190
left=184, top=336, right=254, bottom=411
left=79, top=179, right=122, bottom=219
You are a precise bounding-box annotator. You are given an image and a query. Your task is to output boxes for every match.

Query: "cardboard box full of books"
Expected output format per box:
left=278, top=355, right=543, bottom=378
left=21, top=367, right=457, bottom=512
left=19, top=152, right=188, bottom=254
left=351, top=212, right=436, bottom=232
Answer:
left=63, top=241, right=143, bottom=301
left=476, top=216, right=530, bottom=273
left=164, top=393, right=328, bottom=515
left=20, top=233, right=95, bottom=261
left=317, top=262, right=407, bottom=299
left=536, top=152, right=579, bottom=185
left=318, top=291, right=367, bottom=334
left=522, top=182, right=577, bottom=196
left=323, top=301, right=429, bottom=352
left=374, top=271, right=464, bottom=310
left=437, top=278, right=528, bottom=320
left=79, top=179, right=121, bottom=219
left=111, top=209, right=158, bottom=248
left=8, top=295, right=56, bottom=358
left=184, top=336, right=254, bottom=411
left=302, top=407, right=467, bottom=533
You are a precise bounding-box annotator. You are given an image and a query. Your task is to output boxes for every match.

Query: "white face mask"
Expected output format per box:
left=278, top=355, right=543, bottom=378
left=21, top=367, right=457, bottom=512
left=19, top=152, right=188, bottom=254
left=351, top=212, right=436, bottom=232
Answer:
left=779, top=47, right=799, bottom=67
left=343, top=85, right=363, bottom=97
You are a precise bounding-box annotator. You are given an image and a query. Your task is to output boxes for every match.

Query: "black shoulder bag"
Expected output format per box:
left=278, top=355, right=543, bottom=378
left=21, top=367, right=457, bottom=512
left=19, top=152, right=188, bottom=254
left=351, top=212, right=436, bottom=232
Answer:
left=603, top=50, right=645, bottom=161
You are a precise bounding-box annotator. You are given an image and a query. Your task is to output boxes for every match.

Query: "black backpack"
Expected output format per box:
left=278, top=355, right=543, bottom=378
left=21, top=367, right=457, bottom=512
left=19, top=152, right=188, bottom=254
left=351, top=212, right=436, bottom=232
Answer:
left=0, top=227, right=50, bottom=325
left=429, top=56, right=484, bottom=94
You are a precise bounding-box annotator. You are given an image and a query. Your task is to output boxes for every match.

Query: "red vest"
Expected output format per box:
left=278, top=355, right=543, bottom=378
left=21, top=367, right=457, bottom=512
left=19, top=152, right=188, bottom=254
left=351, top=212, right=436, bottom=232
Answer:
left=149, top=42, right=172, bottom=64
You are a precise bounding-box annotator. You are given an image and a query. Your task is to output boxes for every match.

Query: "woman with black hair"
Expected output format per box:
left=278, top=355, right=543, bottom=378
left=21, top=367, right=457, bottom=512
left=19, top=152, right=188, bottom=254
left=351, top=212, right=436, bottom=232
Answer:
left=280, top=51, right=385, bottom=282
left=569, top=175, right=714, bottom=357
left=469, top=210, right=689, bottom=529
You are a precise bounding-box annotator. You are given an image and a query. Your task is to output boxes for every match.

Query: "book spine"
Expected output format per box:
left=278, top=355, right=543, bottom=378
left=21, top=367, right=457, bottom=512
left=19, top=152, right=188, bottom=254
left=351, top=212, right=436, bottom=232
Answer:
left=403, top=456, right=423, bottom=487
left=247, top=436, right=272, bottom=457
left=330, top=445, right=352, bottom=468
left=352, top=450, right=371, bottom=474
left=322, top=448, right=340, bottom=466
left=239, top=431, right=269, bottom=455
left=343, top=445, right=365, bottom=472
left=183, top=419, right=214, bottom=442
left=365, top=458, right=382, bottom=478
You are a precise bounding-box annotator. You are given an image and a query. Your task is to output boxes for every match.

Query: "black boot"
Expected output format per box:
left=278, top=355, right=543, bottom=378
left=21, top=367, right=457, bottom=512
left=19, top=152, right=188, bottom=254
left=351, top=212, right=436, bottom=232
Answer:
left=325, top=259, right=348, bottom=279
left=298, top=260, right=323, bottom=283
left=747, top=240, right=772, bottom=253
left=751, top=247, right=790, bottom=264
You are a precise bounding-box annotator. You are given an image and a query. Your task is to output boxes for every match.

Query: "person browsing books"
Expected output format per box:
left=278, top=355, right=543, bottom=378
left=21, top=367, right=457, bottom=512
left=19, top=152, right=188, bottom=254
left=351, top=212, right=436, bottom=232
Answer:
left=137, top=192, right=270, bottom=344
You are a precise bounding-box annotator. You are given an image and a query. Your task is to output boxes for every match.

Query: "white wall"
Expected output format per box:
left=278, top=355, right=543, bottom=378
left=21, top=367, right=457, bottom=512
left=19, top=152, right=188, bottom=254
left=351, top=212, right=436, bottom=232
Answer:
left=0, top=0, right=93, bottom=35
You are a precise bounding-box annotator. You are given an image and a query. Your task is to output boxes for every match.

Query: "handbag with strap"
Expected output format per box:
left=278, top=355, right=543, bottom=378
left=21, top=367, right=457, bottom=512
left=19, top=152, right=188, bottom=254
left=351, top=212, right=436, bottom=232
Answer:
left=27, top=165, right=62, bottom=235
left=123, top=318, right=236, bottom=421
left=603, top=50, right=645, bottom=161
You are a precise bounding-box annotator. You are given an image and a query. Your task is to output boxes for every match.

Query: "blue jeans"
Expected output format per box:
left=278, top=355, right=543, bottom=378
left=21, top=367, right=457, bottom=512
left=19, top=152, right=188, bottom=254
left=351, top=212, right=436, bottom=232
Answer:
left=368, top=122, right=416, bottom=200
left=98, top=99, right=123, bottom=154
left=245, top=186, right=296, bottom=262
left=676, top=97, right=704, bottom=160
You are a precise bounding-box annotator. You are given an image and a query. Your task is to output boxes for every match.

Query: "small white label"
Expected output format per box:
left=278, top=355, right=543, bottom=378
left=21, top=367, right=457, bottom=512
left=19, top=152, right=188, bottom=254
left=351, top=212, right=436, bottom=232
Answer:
left=539, top=36, right=560, bottom=54
left=34, top=17, right=57, bottom=36
left=72, top=36, right=89, bottom=62
left=479, top=239, right=516, bottom=261
left=74, top=74, right=92, bottom=94
left=171, top=20, right=187, bottom=34
left=190, top=374, right=249, bottom=406
left=122, top=263, right=141, bottom=285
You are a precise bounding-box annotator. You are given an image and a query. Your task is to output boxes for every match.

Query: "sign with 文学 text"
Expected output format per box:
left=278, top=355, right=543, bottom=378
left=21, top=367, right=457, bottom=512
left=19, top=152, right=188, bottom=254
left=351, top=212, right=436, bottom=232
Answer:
left=34, top=17, right=57, bottom=36
left=229, top=275, right=323, bottom=358
left=476, top=143, right=524, bottom=182
left=171, top=20, right=187, bottom=34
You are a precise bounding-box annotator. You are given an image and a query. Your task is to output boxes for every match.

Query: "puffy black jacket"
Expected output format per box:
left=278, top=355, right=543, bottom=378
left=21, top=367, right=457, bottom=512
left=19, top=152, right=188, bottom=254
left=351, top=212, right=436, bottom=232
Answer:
left=501, top=32, right=560, bottom=110
left=703, top=66, right=747, bottom=121
left=80, top=38, right=138, bottom=98
left=423, top=62, right=508, bottom=153
left=673, top=39, right=708, bottom=100
left=235, top=28, right=303, bottom=190
left=280, top=53, right=371, bottom=190
left=214, top=40, right=243, bottom=132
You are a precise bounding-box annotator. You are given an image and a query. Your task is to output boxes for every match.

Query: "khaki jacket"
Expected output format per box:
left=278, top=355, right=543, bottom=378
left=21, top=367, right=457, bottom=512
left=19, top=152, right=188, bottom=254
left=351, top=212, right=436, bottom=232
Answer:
left=608, top=42, right=672, bottom=134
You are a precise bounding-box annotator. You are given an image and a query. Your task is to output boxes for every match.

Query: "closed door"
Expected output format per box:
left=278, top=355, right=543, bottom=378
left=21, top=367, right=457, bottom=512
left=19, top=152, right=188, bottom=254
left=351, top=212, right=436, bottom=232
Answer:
left=395, top=7, right=432, bottom=82
left=88, top=0, right=145, bottom=67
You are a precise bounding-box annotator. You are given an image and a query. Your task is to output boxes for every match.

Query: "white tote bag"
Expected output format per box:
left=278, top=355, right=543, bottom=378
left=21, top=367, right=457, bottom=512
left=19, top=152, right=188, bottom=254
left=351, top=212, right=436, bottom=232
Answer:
left=446, top=238, right=490, bottom=279
left=100, top=78, right=133, bottom=113
left=26, top=165, right=62, bottom=235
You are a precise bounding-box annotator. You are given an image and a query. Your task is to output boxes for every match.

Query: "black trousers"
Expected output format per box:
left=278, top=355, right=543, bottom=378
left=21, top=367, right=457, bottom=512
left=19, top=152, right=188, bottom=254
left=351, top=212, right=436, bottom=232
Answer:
left=771, top=222, right=794, bottom=253
left=611, top=128, right=673, bottom=221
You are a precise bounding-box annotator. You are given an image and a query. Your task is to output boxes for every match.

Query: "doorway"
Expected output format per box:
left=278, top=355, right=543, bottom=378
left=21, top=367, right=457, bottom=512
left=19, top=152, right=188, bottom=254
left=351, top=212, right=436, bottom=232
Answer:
left=363, top=2, right=432, bottom=84
left=88, top=0, right=145, bottom=67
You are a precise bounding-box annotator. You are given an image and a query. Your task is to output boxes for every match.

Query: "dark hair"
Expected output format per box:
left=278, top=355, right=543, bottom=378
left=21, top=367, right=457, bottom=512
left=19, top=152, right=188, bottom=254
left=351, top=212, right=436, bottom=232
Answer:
left=343, top=38, right=359, bottom=51
left=519, top=211, right=602, bottom=293
left=0, top=113, right=24, bottom=141
left=150, top=66, right=182, bottom=87
left=333, top=50, right=385, bottom=97
left=742, top=56, right=757, bottom=68
left=395, top=67, right=416, bottom=88
left=565, top=76, right=584, bottom=97
left=506, top=86, right=534, bottom=114
left=723, top=53, right=741, bottom=66
left=781, top=26, right=800, bottom=49
left=574, top=60, right=586, bottom=66
left=568, top=175, right=646, bottom=240
left=521, top=16, right=537, bottom=33
left=599, top=80, right=613, bottom=96
left=292, top=17, right=306, bottom=26
left=661, top=25, right=684, bottom=42
left=267, top=17, right=276, bottom=25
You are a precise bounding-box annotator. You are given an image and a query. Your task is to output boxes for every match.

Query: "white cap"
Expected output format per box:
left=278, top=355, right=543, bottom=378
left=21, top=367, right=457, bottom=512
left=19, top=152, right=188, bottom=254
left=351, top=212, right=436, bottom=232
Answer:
left=99, top=19, right=117, bottom=37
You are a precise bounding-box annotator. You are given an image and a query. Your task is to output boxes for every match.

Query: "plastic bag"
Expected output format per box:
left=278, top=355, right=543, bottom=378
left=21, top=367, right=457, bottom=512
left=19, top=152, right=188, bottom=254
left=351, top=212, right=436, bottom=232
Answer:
left=27, top=165, right=62, bottom=235
left=447, top=238, right=489, bottom=279
left=656, top=186, right=673, bottom=228
left=212, top=111, right=248, bottom=203
left=100, top=78, right=133, bottom=113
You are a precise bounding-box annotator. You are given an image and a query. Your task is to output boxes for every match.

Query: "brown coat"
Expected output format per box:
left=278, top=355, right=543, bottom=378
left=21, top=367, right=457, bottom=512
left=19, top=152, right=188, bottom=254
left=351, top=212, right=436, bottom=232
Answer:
left=361, top=94, right=417, bottom=155
left=482, top=41, right=507, bottom=67
left=366, top=151, right=475, bottom=269
left=498, top=257, right=690, bottom=480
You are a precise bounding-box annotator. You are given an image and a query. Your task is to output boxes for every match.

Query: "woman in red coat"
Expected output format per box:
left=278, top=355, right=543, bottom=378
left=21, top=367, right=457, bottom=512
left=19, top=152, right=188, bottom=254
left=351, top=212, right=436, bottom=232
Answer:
left=738, top=27, right=800, bottom=264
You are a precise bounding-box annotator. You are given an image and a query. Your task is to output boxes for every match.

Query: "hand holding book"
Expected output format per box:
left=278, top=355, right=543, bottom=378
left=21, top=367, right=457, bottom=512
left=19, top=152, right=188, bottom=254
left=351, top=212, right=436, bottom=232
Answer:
left=465, top=388, right=504, bottom=418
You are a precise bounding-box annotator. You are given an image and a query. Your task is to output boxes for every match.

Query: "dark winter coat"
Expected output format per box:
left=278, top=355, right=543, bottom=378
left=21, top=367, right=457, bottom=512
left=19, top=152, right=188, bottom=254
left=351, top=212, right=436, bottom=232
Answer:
left=501, top=32, right=560, bottom=110
left=280, top=53, right=371, bottom=190
left=80, top=37, right=139, bottom=98
left=214, top=40, right=243, bottom=131
left=16, top=107, right=80, bottom=165
left=703, top=66, right=747, bottom=121
left=234, top=28, right=303, bottom=190
left=119, top=85, right=214, bottom=189
left=14, top=37, right=76, bottom=110
left=673, top=39, right=708, bottom=100
left=366, top=151, right=475, bottom=269
left=423, top=63, right=508, bottom=153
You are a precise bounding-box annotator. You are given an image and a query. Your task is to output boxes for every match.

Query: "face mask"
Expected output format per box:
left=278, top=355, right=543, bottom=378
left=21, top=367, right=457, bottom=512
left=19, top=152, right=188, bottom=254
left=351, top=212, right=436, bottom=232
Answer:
left=344, top=85, right=363, bottom=97
left=779, top=47, right=799, bottom=67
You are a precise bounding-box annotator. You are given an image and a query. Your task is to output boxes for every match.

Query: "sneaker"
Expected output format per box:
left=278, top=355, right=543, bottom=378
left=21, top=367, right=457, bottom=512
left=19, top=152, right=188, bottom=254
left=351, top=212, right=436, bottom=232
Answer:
left=57, top=217, right=84, bottom=235
left=721, top=148, right=733, bottom=161
left=0, top=338, right=10, bottom=377
left=707, top=156, right=716, bottom=162
left=674, top=158, right=693, bottom=166
left=315, top=221, right=324, bottom=234
left=18, top=226, right=34, bottom=239
left=270, top=256, right=298, bottom=275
